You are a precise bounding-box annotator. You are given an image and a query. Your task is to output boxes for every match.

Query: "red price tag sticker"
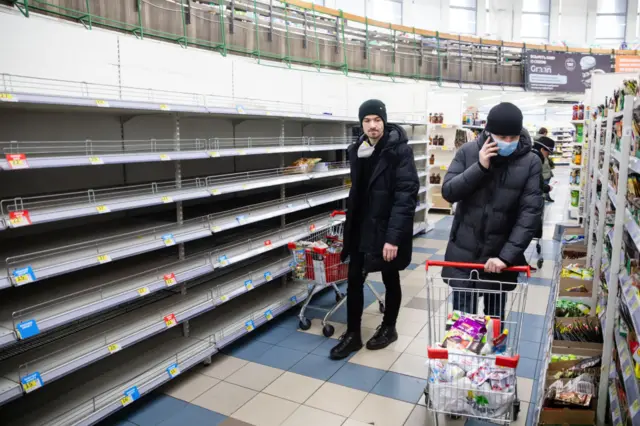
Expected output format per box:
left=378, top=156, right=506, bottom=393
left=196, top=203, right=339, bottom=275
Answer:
left=164, top=313, right=177, bottom=328
left=6, top=154, right=29, bottom=170
left=9, top=210, right=32, bottom=228
left=164, top=273, right=177, bottom=287
left=264, top=240, right=272, bottom=247
left=309, top=224, right=316, bottom=232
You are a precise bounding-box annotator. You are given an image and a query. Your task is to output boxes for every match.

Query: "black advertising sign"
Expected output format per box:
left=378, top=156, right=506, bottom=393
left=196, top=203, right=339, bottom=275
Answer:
left=525, top=50, right=611, bottom=93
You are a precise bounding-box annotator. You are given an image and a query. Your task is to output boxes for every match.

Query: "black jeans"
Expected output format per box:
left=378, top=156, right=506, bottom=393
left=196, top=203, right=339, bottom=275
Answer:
left=346, top=252, right=402, bottom=333
left=452, top=290, right=507, bottom=322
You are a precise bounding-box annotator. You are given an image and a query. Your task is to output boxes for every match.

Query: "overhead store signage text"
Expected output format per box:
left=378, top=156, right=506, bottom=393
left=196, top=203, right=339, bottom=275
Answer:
left=525, top=50, right=611, bottom=93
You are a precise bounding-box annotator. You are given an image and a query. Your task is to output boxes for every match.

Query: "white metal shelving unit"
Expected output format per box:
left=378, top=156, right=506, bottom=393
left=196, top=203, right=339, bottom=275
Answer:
left=0, top=59, right=434, bottom=424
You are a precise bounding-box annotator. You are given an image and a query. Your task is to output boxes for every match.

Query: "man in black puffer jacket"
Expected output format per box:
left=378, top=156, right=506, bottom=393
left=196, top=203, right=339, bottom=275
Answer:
left=441, top=102, right=542, bottom=320
left=330, top=99, right=419, bottom=360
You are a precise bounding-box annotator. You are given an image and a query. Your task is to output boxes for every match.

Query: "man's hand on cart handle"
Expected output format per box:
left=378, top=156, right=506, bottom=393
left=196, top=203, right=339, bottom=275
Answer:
left=484, top=257, right=506, bottom=273
left=383, top=243, right=398, bottom=262
left=424, top=261, right=531, bottom=277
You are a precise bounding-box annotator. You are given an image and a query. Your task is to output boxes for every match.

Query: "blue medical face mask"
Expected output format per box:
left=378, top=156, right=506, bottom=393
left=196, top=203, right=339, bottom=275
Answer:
left=492, top=135, right=518, bottom=156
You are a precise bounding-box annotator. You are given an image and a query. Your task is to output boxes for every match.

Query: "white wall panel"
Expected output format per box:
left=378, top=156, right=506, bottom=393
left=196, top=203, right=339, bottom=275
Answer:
left=0, top=9, right=119, bottom=94
left=232, top=61, right=303, bottom=107
left=301, top=72, right=348, bottom=116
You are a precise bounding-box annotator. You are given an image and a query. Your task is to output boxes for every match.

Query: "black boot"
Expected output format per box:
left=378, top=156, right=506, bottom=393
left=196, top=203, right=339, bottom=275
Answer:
left=329, top=331, right=363, bottom=360
left=545, top=195, right=554, bottom=202
left=366, top=324, right=398, bottom=350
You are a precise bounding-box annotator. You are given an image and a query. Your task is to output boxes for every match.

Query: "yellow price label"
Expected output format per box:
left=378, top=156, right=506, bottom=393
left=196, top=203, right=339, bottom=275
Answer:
left=220, top=295, right=228, bottom=302
left=159, top=104, right=170, bottom=111
left=89, top=156, right=103, bottom=165
left=95, top=100, right=109, bottom=107
left=161, top=196, right=173, bottom=203
left=159, top=154, right=171, bottom=161
left=440, top=166, right=447, bottom=171
left=209, top=151, right=220, bottom=158
left=97, top=254, right=112, bottom=264
left=120, top=395, right=133, bottom=406
left=137, top=287, right=150, bottom=296
left=265, top=310, right=273, bottom=321
left=168, top=367, right=179, bottom=376
left=632, top=399, right=640, bottom=413
left=242, top=184, right=249, bottom=190
left=22, top=379, right=40, bottom=392
left=96, top=205, right=110, bottom=214
left=9, top=159, right=26, bottom=168
left=625, top=364, right=632, bottom=377
left=108, top=343, right=121, bottom=354
left=14, top=274, right=31, bottom=284
left=237, top=149, right=246, bottom=155
left=0, top=93, right=16, bottom=102
left=441, top=124, right=448, bottom=128
left=266, top=148, right=272, bottom=153
left=210, top=189, right=220, bottom=195
left=614, top=407, right=620, bottom=418
left=442, top=146, right=449, bottom=151
left=211, top=225, right=221, bottom=232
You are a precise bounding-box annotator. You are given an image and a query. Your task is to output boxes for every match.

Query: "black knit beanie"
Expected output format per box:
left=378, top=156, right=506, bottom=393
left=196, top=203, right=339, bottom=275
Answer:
left=359, top=99, right=387, bottom=125
left=485, top=102, right=523, bottom=136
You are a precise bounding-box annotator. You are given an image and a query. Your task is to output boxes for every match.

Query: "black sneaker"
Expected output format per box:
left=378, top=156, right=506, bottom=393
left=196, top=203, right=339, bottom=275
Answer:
left=545, top=196, right=554, bottom=203
left=329, top=331, right=363, bottom=360
left=366, top=324, right=398, bottom=350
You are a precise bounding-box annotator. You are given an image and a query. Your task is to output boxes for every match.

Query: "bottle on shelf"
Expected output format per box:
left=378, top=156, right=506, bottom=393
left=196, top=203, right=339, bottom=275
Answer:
left=429, top=113, right=433, bottom=124
left=429, top=154, right=435, bottom=165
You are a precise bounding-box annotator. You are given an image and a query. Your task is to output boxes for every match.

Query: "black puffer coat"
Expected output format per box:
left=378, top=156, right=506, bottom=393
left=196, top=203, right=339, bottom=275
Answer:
left=342, top=124, right=420, bottom=272
left=441, top=130, right=543, bottom=289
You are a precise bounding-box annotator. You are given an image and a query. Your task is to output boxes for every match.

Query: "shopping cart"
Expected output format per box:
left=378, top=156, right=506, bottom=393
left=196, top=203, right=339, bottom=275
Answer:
left=288, top=211, right=385, bottom=337
left=422, top=260, right=531, bottom=424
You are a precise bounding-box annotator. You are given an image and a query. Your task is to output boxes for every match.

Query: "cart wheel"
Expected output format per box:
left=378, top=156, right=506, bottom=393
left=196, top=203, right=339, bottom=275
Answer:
left=378, top=302, right=385, bottom=313
left=536, top=243, right=541, bottom=254
left=322, top=324, right=335, bottom=337
left=537, top=258, right=544, bottom=269
left=299, top=318, right=312, bottom=330
left=512, top=399, right=520, bottom=421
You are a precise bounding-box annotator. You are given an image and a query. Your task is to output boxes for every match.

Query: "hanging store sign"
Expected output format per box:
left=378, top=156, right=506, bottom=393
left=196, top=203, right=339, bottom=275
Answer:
left=525, top=50, right=611, bottom=93
left=615, top=56, right=640, bottom=73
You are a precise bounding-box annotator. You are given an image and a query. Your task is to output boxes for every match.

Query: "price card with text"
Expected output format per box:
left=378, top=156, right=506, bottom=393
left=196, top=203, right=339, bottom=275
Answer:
left=441, top=124, right=448, bottom=128
left=632, top=399, right=640, bottom=416
left=236, top=215, right=247, bottom=225
left=162, top=233, right=176, bottom=246
left=108, top=343, right=121, bottom=354
left=16, top=319, right=40, bottom=340
left=244, top=279, right=254, bottom=291
left=96, top=205, right=110, bottom=214
left=237, top=149, right=246, bottom=155
left=264, top=309, right=273, bottom=321
left=211, top=225, right=222, bottom=233
left=89, top=156, right=104, bottom=165
left=245, top=319, right=255, bottom=332
left=164, top=313, right=177, bottom=328
left=218, top=255, right=229, bottom=266
left=161, top=195, right=173, bottom=204
left=164, top=273, right=177, bottom=287
left=210, top=189, right=221, bottom=196
left=440, top=165, right=447, bottom=171
left=208, top=151, right=220, bottom=158
left=97, top=254, right=112, bottom=264
left=290, top=295, right=297, bottom=306
left=220, top=294, right=229, bottom=303
left=160, top=104, right=170, bottom=111
left=166, top=363, right=180, bottom=378
left=442, top=146, right=449, bottom=151
left=160, top=154, right=171, bottom=161
left=264, top=272, right=272, bottom=281
left=264, top=240, right=272, bottom=249
left=21, top=372, right=43, bottom=394
left=95, top=100, right=110, bottom=108
left=236, top=105, right=246, bottom=114
left=12, top=266, right=36, bottom=286
left=120, top=386, right=140, bottom=407
left=6, top=153, right=29, bottom=170
left=9, top=210, right=32, bottom=228
left=309, top=224, right=316, bottom=232
left=137, top=287, right=150, bottom=296
left=0, top=93, right=17, bottom=102
left=625, top=364, right=632, bottom=378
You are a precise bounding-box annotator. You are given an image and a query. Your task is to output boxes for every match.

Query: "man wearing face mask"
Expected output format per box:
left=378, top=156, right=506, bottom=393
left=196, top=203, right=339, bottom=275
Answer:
left=441, top=102, right=543, bottom=320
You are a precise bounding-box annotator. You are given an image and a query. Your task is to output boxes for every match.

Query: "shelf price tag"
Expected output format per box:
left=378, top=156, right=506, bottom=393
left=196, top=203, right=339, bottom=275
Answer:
left=264, top=240, right=272, bottom=249
left=289, top=261, right=296, bottom=270
left=236, top=215, right=247, bottom=225
left=265, top=309, right=273, bottom=321
left=160, top=154, right=171, bottom=161
left=164, top=313, right=177, bottom=328
left=12, top=266, right=36, bottom=286
left=290, top=296, right=297, bottom=306
left=220, top=294, right=229, bottom=303
left=441, top=124, right=448, bottom=128
left=309, top=224, right=316, bottom=232
left=632, top=399, right=640, bottom=415
left=159, top=104, right=170, bottom=111
left=88, top=156, right=104, bottom=165
left=237, top=149, right=246, bottom=155
left=245, top=319, right=255, bottom=332
left=162, top=233, right=176, bottom=246
left=244, top=279, right=254, bottom=291
left=96, top=205, right=110, bottom=214
left=236, top=105, right=246, bottom=114
left=161, top=196, right=173, bottom=204
left=9, top=210, right=32, bottom=228
left=16, top=319, right=40, bottom=340
left=6, top=154, right=29, bottom=170
left=95, top=100, right=110, bottom=108
left=613, top=407, right=621, bottom=420
left=0, top=93, right=17, bottom=102
left=21, top=372, right=43, bottom=394
left=166, top=363, right=180, bottom=378
left=440, top=165, right=447, bottom=171
left=625, top=364, right=633, bottom=377
left=442, top=146, right=449, bottom=151
left=210, top=189, right=221, bottom=196
left=208, top=151, right=220, bottom=158
left=264, top=272, right=272, bottom=281
left=97, top=254, right=112, bottom=264
left=211, top=225, right=221, bottom=233
left=108, top=343, right=121, bottom=354
left=218, top=255, right=229, bottom=266
left=137, top=287, right=150, bottom=296
left=164, top=273, right=177, bottom=287
left=120, top=386, right=140, bottom=407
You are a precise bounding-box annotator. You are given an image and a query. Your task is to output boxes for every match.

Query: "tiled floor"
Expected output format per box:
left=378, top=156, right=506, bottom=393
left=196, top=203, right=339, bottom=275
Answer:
left=105, top=170, right=571, bottom=426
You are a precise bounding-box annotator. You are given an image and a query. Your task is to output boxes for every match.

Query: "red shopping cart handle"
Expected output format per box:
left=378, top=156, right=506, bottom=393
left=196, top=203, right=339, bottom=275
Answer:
left=331, top=210, right=346, bottom=217
left=425, top=261, right=531, bottom=277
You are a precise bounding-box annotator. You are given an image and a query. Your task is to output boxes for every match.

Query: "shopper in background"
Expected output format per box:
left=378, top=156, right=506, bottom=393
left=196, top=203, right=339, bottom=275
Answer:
left=440, top=102, right=543, bottom=320
left=534, top=127, right=548, bottom=141
left=330, top=99, right=420, bottom=360
left=534, top=136, right=556, bottom=202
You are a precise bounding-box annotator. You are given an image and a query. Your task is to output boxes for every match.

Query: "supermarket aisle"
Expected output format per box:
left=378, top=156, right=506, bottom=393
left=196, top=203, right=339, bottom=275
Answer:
left=104, top=180, right=568, bottom=426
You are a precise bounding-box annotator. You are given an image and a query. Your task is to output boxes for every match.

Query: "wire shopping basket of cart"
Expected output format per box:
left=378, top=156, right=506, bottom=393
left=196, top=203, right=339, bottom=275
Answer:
left=422, top=260, right=531, bottom=424
left=287, top=210, right=385, bottom=337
